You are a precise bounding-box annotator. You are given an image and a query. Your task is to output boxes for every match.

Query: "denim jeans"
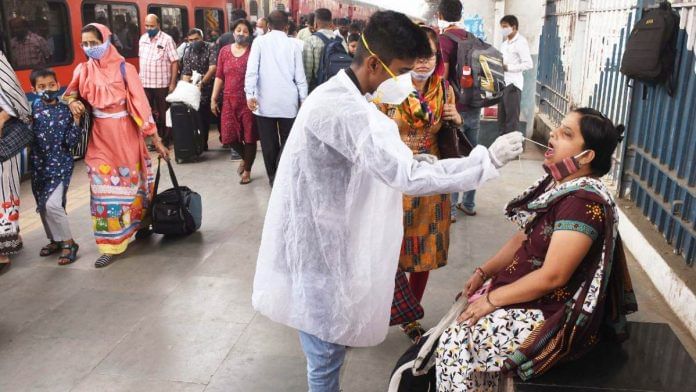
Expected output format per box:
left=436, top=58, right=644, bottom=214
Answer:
left=299, top=331, right=347, bottom=392
left=451, top=108, right=482, bottom=216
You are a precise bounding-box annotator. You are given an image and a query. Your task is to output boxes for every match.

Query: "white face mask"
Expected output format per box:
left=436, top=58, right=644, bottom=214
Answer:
left=502, top=26, right=513, bottom=38
left=437, top=19, right=454, bottom=30
left=411, top=68, right=435, bottom=81
left=256, top=28, right=265, bottom=36
left=367, top=73, right=414, bottom=105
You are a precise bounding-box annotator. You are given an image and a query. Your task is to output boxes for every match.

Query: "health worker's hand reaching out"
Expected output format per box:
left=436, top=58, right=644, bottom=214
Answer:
left=488, top=132, right=524, bottom=168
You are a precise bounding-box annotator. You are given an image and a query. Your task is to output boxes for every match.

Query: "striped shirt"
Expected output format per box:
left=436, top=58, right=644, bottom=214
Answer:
left=138, top=31, right=179, bottom=89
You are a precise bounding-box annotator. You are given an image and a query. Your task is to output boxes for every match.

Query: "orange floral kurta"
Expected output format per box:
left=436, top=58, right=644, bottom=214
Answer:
left=381, top=82, right=455, bottom=272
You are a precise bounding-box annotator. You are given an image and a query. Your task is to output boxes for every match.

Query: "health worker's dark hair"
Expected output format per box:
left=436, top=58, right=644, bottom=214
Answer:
left=354, top=11, right=432, bottom=65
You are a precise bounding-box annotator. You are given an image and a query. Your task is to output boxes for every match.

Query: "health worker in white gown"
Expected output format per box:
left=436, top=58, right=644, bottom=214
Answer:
left=252, top=13, right=524, bottom=349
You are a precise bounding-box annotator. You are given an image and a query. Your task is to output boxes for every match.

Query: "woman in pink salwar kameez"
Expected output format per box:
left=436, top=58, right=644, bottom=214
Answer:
left=64, top=23, right=169, bottom=268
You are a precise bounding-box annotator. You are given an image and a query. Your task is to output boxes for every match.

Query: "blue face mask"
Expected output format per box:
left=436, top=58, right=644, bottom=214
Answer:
left=83, top=41, right=110, bottom=60
left=147, top=28, right=159, bottom=38
left=39, top=89, right=61, bottom=102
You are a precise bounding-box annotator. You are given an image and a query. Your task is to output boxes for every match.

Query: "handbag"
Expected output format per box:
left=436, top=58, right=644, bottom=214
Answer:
left=388, top=296, right=468, bottom=392
left=390, top=269, right=425, bottom=326
left=437, top=80, right=474, bottom=159
left=0, top=118, right=33, bottom=162
left=151, top=158, right=202, bottom=235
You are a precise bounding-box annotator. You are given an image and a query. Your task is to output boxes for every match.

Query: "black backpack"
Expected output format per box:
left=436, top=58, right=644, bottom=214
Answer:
left=620, top=1, right=680, bottom=95
left=314, top=33, right=352, bottom=86
left=151, top=158, right=202, bottom=236
left=444, top=31, right=505, bottom=108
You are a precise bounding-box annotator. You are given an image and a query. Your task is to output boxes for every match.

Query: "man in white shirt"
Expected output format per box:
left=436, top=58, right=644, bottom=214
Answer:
left=498, top=15, right=533, bottom=135
left=252, top=10, right=524, bottom=391
left=245, top=10, right=308, bottom=186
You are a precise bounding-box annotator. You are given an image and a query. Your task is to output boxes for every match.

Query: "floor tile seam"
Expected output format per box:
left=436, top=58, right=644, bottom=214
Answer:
left=68, top=373, right=208, bottom=392
left=68, top=298, right=169, bottom=390
left=201, top=311, right=262, bottom=388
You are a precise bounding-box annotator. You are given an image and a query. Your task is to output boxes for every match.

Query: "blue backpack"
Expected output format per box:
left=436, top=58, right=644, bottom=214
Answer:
left=314, top=33, right=352, bottom=86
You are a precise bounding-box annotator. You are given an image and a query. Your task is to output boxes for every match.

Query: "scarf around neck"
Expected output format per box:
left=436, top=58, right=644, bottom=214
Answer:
left=503, top=175, right=637, bottom=380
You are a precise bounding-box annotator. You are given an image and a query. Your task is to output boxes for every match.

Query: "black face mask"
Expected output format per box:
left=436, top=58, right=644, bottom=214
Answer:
left=190, top=40, right=206, bottom=53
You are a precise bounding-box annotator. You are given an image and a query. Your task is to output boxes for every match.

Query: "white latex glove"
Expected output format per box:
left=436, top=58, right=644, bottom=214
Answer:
left=488, top=131, right=524, bottom=168
left=413, top=154, right=438, bottom=165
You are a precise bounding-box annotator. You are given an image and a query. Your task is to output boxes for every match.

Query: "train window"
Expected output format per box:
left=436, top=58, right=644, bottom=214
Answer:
left=82, top=2, right=140, bottom=58
left=195, top=8, right=224, bottom=41
left=147, top=5, right=188, bottom=45
left=0, top=0, right=73, bottom=70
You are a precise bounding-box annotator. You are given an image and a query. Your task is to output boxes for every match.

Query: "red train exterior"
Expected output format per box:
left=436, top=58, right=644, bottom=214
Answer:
left=2, top=0, right=377, bottom=93
left=2, top=0, right=231, bottom=92
left=231, top=0, right=379, bottom=24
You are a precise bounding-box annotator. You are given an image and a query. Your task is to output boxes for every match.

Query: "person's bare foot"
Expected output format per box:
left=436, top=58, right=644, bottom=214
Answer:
left=240, top=171, right=252, bottom=185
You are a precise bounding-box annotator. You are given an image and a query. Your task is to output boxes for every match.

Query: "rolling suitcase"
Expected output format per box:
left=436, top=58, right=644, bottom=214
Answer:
left=169, top=102, right=203, bottom=163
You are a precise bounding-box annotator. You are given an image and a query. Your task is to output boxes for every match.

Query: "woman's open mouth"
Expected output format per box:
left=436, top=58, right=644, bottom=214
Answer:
left=545, top=142, right=555, bottom=159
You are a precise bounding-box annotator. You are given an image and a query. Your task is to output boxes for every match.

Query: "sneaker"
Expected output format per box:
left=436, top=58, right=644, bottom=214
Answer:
left=230, top=150, right=242, bottom=161
left=456, top=204, right=477, bottom=216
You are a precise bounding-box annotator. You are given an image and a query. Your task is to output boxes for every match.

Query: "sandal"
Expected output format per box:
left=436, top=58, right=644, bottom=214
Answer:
left=58, top=243, right=79, bottom=266
left=94, top=254, right=115, bottom=268
left=401, top=321, right=426, bottom=345
left=240, top=172, right=252, bottom=185
left=40, top=241, right=61, bottom=257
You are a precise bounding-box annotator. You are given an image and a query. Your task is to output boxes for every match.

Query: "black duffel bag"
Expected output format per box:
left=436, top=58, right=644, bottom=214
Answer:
left=151, top=157, right=202, bottom=235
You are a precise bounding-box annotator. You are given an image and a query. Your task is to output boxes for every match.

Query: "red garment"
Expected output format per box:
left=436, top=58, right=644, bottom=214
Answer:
left=408, top=271, right=429, bottom=303
left=216, top=45, right=259, bottom=145
left=490, top=195, right=605, bottom=317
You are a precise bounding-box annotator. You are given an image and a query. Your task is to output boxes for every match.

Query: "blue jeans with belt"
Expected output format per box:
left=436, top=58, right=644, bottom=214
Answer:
left=451, top=107, right=482, bottom=216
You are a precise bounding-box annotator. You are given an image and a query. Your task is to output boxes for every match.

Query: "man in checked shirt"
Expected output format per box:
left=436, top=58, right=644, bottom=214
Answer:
left=139, top=14, right=179, bottom=147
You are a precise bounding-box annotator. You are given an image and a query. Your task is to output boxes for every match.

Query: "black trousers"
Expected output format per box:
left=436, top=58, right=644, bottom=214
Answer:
left=256, top=116, right=295, bottom=186
left=497, top=84, right=521, bottom=135
left=198, top=102, right=212, bottom=148
left=144, top=87, right=171, bottom=144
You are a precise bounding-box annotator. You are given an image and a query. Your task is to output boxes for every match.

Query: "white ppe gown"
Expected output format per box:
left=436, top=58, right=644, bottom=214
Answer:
left=252, top=70, right=499, bottom=347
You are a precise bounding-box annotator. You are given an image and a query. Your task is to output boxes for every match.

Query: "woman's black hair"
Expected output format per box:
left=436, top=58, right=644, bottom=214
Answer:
left=231, top=18, right=254, bottom=36
left=573, top=107, right=625, bottom=176
left=81, top=25, right=103, bottom=42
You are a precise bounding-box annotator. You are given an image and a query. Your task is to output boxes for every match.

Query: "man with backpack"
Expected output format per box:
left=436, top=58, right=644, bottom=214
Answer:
left=303, top=8, right=352, bottom=92
left=498, top=15, right=533, bottom=136
left=438, top=0, right=481, bottom=219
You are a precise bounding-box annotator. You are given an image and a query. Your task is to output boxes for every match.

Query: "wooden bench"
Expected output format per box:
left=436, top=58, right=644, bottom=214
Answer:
left=502, top=322, right=696, bottom=391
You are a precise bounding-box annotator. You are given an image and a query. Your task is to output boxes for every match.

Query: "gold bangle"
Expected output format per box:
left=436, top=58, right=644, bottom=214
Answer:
left=486, top=291, right=501, bottom=309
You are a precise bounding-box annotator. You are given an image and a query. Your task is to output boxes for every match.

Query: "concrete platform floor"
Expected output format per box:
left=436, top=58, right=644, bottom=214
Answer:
left=0, top=133, right=694, bottom=392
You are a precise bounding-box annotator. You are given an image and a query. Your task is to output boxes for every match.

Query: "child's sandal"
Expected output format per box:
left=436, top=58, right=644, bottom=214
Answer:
left=58, top=243, right=79, bottom=266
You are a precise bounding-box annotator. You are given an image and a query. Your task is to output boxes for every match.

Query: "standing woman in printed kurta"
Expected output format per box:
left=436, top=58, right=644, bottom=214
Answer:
left=0, top=50, right=32, bottom=274
left=64, top=24, right=169, bottom=268
left=380, top=27, right=462, bottom=342
left=211, top=18, right=259, bottom=185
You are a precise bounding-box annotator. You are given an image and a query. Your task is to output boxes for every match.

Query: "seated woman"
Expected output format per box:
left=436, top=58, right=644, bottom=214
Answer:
left=435, top=108, right=637, bottom=391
